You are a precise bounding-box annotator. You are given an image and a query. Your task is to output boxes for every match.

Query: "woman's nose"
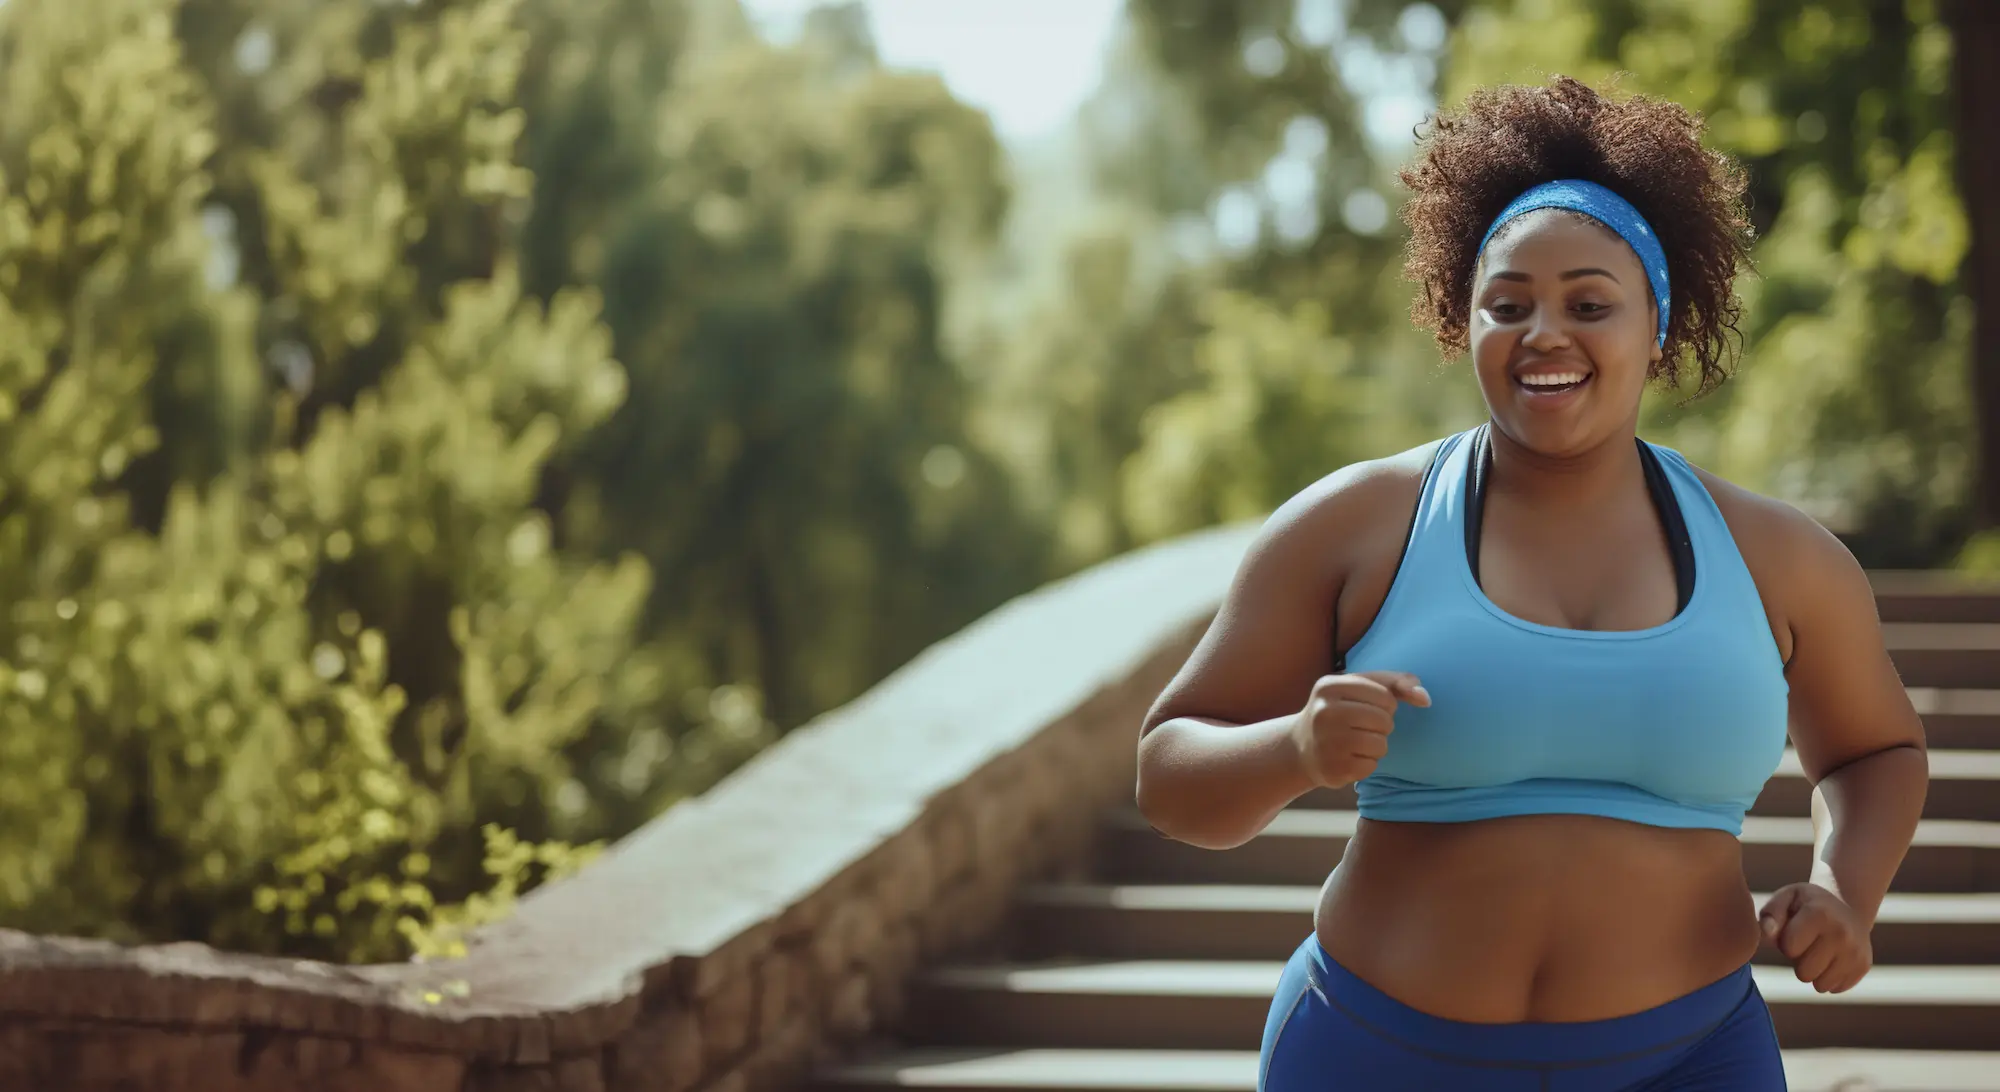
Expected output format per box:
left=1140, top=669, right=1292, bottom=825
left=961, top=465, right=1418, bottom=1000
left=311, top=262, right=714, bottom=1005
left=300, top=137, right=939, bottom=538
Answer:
left=1522, top=307, right=1573, bottom=351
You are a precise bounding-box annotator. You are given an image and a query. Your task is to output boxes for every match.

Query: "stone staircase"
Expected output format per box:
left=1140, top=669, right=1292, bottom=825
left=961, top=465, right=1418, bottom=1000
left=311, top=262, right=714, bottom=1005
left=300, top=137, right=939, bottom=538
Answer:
left=814, top=574, right=2000, bottom=1091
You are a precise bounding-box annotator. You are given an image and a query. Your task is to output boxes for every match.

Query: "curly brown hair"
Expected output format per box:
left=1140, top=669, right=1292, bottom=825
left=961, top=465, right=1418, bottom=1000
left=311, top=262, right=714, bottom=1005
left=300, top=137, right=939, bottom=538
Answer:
left=1397, top=75, right=1755, bottom=396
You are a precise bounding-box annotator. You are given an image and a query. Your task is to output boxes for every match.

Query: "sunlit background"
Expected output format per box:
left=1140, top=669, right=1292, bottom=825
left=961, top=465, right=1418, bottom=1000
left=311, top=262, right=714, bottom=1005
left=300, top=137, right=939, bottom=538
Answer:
left=0, top=0, right=1989, bottom=964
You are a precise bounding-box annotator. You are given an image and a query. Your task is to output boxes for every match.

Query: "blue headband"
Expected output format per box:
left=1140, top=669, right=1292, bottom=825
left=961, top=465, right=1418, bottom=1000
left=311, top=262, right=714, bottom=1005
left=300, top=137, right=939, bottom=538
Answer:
left=1476, top=179, right=1670, bottom=347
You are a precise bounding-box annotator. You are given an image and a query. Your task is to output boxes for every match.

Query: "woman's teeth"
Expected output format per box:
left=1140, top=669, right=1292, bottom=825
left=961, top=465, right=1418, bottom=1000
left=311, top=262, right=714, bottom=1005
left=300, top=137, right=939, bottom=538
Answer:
left=1519, top=372, right=1587, bottom=388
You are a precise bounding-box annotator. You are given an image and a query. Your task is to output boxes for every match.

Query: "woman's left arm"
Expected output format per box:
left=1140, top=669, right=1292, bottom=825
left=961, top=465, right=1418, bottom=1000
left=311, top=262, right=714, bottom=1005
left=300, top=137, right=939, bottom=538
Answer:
left=1763, top=511, right=1929, bottom=993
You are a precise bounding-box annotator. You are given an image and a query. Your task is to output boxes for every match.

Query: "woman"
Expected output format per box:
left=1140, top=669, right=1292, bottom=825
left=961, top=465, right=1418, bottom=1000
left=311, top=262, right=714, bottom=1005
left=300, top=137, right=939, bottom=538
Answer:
left=1135, top=77, right=1930, bottom=1091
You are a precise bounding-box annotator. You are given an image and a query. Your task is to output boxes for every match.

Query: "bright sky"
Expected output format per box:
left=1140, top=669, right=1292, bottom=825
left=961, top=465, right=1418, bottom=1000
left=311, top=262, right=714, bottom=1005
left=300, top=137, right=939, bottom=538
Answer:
left=740, top=0, right=1127, bottom=143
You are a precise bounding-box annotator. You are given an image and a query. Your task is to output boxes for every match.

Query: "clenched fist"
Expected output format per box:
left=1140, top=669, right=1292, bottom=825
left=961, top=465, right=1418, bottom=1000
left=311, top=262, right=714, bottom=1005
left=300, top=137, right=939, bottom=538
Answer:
left=1290, top=671, right=1430, bottom=789
left=1760, top=882, right=1873, bottom=994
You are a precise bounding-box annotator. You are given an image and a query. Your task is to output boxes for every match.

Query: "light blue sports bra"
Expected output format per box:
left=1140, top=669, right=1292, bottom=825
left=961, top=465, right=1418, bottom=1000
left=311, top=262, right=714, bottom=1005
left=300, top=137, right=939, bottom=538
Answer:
left=1340, top=425, right=1791, bottom=836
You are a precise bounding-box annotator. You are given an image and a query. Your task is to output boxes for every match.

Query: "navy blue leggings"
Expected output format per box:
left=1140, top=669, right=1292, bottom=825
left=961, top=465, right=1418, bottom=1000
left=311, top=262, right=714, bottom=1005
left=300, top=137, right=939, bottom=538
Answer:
left=1260, top=937, right=1788, bottom=1091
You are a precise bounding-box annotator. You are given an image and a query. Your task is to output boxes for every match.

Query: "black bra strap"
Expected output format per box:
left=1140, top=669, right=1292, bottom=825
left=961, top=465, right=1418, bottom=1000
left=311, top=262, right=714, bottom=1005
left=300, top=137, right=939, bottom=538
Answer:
left=1463, top=424, right=1494, bottom=584
left=1464, top=424, right=1696, bottom=613
left=1637, top=440, right=1698, bottom=611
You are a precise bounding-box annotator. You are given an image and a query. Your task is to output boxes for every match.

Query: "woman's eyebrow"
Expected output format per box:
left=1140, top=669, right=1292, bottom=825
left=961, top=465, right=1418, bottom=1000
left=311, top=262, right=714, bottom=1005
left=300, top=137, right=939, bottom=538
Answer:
left=1485, top=267, right=1622, bottom=283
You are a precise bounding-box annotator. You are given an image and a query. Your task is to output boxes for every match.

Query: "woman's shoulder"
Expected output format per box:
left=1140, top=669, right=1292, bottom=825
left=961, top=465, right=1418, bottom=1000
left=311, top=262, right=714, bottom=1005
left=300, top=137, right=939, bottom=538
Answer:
left=1241, top=437, right=1451, bottom=593
left=1681, top=461, right=1849, bottom=560
left=1267, top=438, right=1448, bottom=546
left=1682, top=460, right=1870, bottom=631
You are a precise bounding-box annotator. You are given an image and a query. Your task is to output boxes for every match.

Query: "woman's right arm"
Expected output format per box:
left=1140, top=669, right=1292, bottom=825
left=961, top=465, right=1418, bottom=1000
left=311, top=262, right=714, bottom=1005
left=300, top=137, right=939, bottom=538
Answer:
left=1135, top=713, right=1317, bottom=849
left=1136, top=455, right=1422, bottom=850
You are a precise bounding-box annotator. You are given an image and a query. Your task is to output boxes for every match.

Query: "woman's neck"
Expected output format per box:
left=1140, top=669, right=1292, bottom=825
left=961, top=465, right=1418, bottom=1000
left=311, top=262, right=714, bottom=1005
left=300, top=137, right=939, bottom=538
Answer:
left=1485, top=422, right=1645, bottom=511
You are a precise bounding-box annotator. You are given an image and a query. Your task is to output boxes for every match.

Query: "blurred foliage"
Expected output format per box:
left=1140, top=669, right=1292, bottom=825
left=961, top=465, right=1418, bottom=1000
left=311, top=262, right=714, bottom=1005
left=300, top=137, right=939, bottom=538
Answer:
left=0, top=0, right=745, bottom=963
left=965, top=0, right=1490, bottom=559
left=0, top=0, right=1047, bottom=964
left=1122, top=291, right=1393, bottom=541
left=541, top=11, right=1047, bottom=735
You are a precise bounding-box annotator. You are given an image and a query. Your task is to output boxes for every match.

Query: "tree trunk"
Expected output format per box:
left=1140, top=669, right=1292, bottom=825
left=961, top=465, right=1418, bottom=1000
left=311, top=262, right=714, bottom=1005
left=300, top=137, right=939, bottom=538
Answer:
left=1951, top=0, right=2000, bottom=524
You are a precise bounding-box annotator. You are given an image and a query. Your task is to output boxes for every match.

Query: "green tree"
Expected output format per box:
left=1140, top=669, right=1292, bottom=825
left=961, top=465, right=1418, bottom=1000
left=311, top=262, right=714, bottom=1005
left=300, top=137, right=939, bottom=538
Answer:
left=0, top=0, right=238, bottom=935
left=0, top=0, right=773, bottom=963
left=1120, top=291, right=1403, bottom=542
left=967, top=227, right=1212, bottom=566
left=971, top=0, right=1484, bottom=557
left=536, top=8, right=1049, bottom=734
left=6, top=0, right=1066, bottom=962
left=1946, top=0, right=2000, bottom=528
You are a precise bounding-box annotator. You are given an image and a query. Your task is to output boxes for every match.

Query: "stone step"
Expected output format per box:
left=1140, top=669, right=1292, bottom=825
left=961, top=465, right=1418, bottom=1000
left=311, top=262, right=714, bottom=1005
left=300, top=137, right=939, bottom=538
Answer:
left=1887, top=625, right=2000, bottom=689
left=1873, top=572, right=2000, bottom=624
left=900, top=961, right=2000, bottom=1053
left=816, top=1046, right=2000, bottom=1092
left=1291, top=749, right=2000, bottom=820
left=1013, top=884, right=2000, bottom=966
left=1097, top=811, right=2000, bottom=893
left=1909, top=689, right=2000, bottom=750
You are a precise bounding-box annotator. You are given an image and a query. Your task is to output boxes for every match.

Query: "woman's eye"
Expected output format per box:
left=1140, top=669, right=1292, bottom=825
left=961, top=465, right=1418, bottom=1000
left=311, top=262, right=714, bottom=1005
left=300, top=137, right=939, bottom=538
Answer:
left=1572, top=301, right=1609, bottom=315
left=1488, top=303, right=1525, bottom=319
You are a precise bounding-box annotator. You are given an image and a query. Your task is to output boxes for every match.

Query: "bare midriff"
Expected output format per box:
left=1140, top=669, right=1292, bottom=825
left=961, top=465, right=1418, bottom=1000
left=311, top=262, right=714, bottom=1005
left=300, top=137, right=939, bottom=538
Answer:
left=1313, top=813, right=1761, bottom=1024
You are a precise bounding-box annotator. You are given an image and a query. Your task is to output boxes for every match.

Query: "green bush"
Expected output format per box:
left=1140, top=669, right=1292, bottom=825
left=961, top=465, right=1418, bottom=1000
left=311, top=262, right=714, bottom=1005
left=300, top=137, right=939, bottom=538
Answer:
left=0, top=0, right=770, bottom=964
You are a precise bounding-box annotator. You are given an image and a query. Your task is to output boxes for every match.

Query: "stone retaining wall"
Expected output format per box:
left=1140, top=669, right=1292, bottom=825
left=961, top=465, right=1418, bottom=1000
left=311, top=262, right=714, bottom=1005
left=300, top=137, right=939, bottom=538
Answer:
left=0, top=523, right=1260, bottom=1092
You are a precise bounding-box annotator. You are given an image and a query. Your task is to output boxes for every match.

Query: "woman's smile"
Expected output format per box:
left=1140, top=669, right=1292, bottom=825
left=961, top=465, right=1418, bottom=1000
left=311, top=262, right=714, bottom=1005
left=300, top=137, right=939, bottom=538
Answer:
left=1512, top=364, right=1594, bottom=407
